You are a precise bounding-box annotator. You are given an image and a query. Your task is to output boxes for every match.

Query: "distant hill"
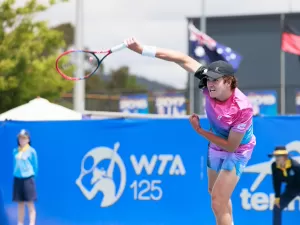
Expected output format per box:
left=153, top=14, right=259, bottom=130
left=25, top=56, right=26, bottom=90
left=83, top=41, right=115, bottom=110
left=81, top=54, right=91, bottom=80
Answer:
left=97, top=74, right=177, bottom=91
left=135, top=75, right=176, bottom=91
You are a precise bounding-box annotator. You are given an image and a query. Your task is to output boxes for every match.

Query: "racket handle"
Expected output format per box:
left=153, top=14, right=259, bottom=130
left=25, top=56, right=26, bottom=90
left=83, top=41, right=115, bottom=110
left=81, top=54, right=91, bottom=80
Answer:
left=111, top=43, right=127, bottom=53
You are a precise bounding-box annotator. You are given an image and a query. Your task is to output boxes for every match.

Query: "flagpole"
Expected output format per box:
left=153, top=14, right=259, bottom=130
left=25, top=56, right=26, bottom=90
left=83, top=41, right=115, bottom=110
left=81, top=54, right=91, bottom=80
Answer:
left=199, top=0, right=206, bottom=181
left=74, top=0, right=85, bottom=113
left=280, top=14, right=285, bottom=115
left=194, top=0, right=206, bottom=115
left=187, top=19, right=195, bottom=114
left=189, top=71, right=194, bottom=114
left=201, top=0, right=206, bottom=37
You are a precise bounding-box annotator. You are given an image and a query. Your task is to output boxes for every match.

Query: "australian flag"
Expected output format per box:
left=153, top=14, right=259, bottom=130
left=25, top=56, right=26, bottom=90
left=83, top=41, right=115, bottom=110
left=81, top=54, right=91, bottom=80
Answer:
left=188, top=23, right=242, bottom=71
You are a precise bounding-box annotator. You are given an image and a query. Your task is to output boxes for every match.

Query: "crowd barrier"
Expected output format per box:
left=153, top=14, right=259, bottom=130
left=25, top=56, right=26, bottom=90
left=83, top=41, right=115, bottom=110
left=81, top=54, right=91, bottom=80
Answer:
left=0, top=116, right=299, bottom=225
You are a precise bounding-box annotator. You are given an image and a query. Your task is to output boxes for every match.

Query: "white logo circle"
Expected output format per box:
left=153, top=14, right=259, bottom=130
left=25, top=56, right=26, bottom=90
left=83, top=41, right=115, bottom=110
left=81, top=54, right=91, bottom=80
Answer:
left=75, top=142, right=126, bottom=207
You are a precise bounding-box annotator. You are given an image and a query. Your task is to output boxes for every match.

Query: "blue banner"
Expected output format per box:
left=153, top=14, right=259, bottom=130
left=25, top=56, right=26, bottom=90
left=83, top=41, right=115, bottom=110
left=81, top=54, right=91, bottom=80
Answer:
left=244, top=90, right=278, bottom=116
left=0, top=117, right=300, bottom=225
left=155, top=93, right=187, bottom=115
left=119, top=94, right=148, bottom=114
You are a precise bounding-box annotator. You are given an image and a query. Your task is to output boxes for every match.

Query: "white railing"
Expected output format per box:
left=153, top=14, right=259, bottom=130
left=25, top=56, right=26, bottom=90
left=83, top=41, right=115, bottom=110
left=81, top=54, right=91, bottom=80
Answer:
left=83, top=110, right=207, bottom=119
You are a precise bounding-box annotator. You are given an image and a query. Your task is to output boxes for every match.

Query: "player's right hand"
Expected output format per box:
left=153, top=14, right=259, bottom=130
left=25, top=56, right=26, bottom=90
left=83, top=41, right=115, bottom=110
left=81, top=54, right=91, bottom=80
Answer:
left=124, top=37, right=143, bottom=54
left=189, top=113, right=201, bottom=132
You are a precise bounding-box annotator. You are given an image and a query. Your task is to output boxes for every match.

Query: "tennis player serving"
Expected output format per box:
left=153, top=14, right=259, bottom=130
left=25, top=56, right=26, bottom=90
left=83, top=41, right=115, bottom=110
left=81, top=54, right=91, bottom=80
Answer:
left=125, top=37, right=256, bottom=225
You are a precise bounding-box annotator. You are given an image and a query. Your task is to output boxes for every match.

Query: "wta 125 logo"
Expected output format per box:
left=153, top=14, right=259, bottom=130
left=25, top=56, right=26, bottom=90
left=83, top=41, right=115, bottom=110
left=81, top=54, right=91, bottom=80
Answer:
left=75, top=142, right=186, bottom=207
left=240, top=141, right=300, bottom=211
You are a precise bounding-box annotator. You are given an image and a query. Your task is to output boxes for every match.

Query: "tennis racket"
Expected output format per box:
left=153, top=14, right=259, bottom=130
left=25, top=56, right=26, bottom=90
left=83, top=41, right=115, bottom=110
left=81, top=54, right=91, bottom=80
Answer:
left=55, top=43, right=127, bottom=81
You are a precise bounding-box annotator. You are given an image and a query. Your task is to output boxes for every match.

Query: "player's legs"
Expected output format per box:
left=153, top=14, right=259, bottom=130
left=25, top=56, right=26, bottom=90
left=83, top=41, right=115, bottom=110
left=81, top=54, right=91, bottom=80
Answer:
left=211, top=169, right=239, bottom=225
left=208, top=148, right=251, bottom=225
left=207, top=168, right=234, bottom=224
left=207, top=168, right=218, bottom=194
left=206, top=149, right=222, bottom=194
left=207, top=150, right=234, bottom=224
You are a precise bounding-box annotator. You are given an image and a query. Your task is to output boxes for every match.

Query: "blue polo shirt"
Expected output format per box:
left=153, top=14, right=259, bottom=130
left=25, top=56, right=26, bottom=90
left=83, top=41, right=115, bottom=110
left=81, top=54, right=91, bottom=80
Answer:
left=13, top=146, right=38, bottom=178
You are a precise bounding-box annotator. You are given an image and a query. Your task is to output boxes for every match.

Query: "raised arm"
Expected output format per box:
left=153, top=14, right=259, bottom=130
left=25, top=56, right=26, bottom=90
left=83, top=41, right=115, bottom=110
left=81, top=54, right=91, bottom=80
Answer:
left=124, top=37, right=202, bottom=73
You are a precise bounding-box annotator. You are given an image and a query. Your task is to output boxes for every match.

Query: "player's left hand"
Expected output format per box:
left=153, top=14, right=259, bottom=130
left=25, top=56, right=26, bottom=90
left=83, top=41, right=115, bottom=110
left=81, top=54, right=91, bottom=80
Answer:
left=189, top=113, right=201, bottom=131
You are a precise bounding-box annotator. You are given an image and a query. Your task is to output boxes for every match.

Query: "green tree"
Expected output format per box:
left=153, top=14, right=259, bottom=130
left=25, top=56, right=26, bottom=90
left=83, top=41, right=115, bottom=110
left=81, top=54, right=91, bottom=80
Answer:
left=85, top=65, right=107, bottom=93
left=0, top=0, right=72, bottom=113
left=107, top=66, right=146, bottom=93
left=52, top=23, right=74, bottom=50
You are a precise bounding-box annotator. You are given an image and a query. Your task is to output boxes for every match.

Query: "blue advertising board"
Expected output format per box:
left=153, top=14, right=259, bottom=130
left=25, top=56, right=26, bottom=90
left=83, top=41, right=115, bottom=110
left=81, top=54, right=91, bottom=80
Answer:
left=119, top=94, right=149, bottom=114
left=0, top=117, right=299, bottom=225
left=155, top=93, right=187, bottom=115
left=244, top=90, right=278, bottom=116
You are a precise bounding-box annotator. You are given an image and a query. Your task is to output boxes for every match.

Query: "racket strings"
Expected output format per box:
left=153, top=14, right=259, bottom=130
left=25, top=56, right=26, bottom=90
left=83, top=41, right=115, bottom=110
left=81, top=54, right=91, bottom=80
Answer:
left=56, top=51, right=103, bottom=80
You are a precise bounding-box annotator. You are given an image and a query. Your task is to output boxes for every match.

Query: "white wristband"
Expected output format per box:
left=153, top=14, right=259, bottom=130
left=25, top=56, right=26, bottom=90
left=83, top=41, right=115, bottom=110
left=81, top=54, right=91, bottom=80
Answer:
left=142, top=45, right=157, bottom=57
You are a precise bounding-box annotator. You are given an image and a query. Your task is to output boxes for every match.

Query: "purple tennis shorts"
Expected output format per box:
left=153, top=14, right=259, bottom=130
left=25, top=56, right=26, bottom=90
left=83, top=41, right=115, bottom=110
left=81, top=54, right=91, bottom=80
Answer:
left=207, top=147, right=253, bottom=177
